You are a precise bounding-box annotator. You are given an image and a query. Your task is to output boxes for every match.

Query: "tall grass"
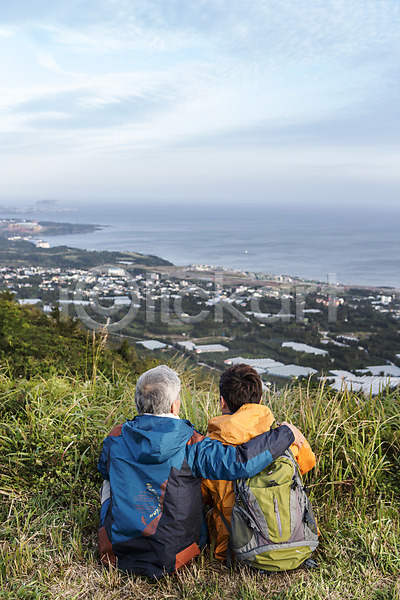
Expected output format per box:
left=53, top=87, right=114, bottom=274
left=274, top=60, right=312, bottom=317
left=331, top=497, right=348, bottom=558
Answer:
left=0, top=368, right=399, bottom=599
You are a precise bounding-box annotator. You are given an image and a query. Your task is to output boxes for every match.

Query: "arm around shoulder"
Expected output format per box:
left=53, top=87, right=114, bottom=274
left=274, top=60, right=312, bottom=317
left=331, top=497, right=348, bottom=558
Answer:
left=188, top=424, right=295, bottom=480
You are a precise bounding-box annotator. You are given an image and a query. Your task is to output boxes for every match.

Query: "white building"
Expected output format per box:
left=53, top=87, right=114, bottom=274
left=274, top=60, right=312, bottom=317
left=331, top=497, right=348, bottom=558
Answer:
left=282, top=342, right=328, bottom=356
left=223, top=357, right=315, bottom=379
left=356, top=365, right=400, bottom=377
left=108, top=267, right=126, bottom=277
left=35, top=240, right=50, bottom=248
left=136, top=340, right=169, bottom=350
left=325, top=370, right=400, bottom=396
left=18, top=298, right=42, bottom=305
left=264, top=365, right=317, bottom=379
left=195, top=344, right=229, bottom=353
left=177, top=341, right=196, bottom=351
left=224, top=357, right=284, bottom=371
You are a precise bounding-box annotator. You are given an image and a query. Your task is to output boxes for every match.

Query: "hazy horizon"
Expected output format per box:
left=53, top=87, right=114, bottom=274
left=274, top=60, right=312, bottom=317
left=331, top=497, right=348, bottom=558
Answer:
left=2, top=196, right=400, bottom=212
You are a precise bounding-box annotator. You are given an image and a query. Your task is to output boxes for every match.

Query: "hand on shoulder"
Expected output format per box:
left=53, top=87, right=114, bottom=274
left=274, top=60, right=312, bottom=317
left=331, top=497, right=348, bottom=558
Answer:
left=280, top=422, right=305, bottom=449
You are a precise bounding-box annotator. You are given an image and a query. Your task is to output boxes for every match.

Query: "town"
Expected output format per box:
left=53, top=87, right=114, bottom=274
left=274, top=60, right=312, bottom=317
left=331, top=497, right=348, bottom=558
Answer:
left=1, top=227, right=399, bottom=397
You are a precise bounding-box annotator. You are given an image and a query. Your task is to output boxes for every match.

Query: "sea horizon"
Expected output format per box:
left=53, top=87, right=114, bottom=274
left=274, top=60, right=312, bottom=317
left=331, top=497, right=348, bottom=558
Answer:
left=1, top=201, right=399, bottom=289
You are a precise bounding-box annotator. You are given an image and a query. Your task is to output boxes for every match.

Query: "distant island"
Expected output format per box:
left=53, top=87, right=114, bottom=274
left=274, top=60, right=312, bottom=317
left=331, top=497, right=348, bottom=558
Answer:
left=0, top=199, right=77, bottom=214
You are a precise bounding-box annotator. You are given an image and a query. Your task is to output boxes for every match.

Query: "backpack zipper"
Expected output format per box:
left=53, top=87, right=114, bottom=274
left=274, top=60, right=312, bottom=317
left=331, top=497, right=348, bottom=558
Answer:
left=274, top=496, right=282, bottom=537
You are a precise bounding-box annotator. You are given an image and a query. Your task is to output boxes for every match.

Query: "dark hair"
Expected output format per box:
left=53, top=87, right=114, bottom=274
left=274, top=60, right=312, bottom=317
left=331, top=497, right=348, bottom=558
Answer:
left=219, top=363, right=263, bottom=413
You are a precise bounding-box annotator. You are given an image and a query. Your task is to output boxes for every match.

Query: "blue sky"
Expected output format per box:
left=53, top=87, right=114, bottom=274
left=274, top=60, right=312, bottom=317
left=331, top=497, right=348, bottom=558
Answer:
left=1, top=0, right=399, bottom=206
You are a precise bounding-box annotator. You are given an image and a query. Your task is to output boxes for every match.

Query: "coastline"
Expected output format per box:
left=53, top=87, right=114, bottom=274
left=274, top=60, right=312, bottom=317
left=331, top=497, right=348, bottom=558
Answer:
left=1, top=211, right=399, bottom=290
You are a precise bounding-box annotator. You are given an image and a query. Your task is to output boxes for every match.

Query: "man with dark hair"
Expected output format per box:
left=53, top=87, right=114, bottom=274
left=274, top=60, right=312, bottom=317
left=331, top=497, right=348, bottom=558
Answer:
left=97, top=365, right=305, bottom=579
left=202, top=363, right=316, bottom=561
left=219, top=362, right=263, bottom=411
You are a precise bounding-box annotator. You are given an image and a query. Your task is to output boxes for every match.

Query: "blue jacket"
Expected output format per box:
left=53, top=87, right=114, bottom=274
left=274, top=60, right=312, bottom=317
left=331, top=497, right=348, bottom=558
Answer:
left=98, top=414, right=294, bottom=578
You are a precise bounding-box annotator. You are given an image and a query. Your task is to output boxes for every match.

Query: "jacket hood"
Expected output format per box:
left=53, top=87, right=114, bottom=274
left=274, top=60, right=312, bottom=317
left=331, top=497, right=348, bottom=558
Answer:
left=122, top=415, right=194, bottom=464
left=207, top=403, right=275, bottom=445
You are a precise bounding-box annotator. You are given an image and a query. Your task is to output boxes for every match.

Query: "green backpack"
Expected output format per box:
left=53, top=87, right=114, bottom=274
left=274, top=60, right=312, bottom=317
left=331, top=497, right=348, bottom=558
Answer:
left=228, top=448, right=319, bottom=572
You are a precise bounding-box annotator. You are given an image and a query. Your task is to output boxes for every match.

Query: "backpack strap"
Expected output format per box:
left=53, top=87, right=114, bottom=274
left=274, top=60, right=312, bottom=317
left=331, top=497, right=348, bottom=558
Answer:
left=272, top=421, right=302, bottom=478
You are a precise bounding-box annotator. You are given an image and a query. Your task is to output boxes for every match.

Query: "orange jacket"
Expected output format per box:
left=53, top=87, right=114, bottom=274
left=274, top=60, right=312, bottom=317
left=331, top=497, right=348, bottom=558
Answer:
left=201, top=403, right=316, bottom=560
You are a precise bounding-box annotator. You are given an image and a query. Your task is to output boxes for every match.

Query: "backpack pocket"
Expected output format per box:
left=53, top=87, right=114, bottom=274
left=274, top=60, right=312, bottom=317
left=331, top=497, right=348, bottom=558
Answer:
left=252, top=482, right=292, bottom=543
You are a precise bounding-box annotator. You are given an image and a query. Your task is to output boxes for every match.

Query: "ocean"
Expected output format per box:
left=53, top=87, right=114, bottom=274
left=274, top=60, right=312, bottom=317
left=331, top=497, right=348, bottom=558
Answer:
left=2, top=202, right=400, bottom=288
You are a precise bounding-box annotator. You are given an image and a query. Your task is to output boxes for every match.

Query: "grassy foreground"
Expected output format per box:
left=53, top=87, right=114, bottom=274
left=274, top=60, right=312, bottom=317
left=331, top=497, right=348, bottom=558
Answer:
left=1, top=368, right=399, bottom=600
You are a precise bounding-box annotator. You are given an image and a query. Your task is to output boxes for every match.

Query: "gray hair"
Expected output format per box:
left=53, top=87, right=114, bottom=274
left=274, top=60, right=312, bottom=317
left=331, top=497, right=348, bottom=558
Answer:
left=135, top=365, right=181, bottom=415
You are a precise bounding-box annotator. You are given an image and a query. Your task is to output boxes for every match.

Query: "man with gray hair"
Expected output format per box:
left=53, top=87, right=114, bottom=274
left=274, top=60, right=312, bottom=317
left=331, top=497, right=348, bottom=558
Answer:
left=98, top=365, right=303, bottom=579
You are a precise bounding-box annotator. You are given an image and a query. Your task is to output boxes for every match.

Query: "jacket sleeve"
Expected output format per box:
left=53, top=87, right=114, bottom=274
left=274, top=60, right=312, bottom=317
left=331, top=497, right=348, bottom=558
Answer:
left=187, top=425, right=294, bottom=480
left=290, top=437, right=316, bottom=475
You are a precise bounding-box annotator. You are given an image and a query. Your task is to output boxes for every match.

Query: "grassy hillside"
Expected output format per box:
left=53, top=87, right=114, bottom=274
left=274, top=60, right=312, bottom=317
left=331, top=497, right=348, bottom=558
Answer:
left=0, top=292, right=159, bottom=380
left=1, top=363, right=399, bottom=599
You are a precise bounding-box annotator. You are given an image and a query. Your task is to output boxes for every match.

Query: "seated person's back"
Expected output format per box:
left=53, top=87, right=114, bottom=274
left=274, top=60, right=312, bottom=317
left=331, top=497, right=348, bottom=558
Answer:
left=201, top=363, right=316, bottom=561
left=97, top=364, right=301, bottom=578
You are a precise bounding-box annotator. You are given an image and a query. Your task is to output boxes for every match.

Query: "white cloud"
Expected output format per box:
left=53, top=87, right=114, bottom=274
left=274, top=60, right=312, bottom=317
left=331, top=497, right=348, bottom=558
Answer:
left=0, top=0, right=399, bottom=202
left=37, top=53, right=64, bottom=73
left=36, top=21, right=204, bottom=54
left=0, top=27, right=14, bottom=38
left=0, top=110, right=69, bottom=134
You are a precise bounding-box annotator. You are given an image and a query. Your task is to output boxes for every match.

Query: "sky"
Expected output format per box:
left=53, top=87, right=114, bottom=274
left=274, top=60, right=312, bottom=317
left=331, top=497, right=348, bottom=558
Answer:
left=1, top=0, right=400, bottom=207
